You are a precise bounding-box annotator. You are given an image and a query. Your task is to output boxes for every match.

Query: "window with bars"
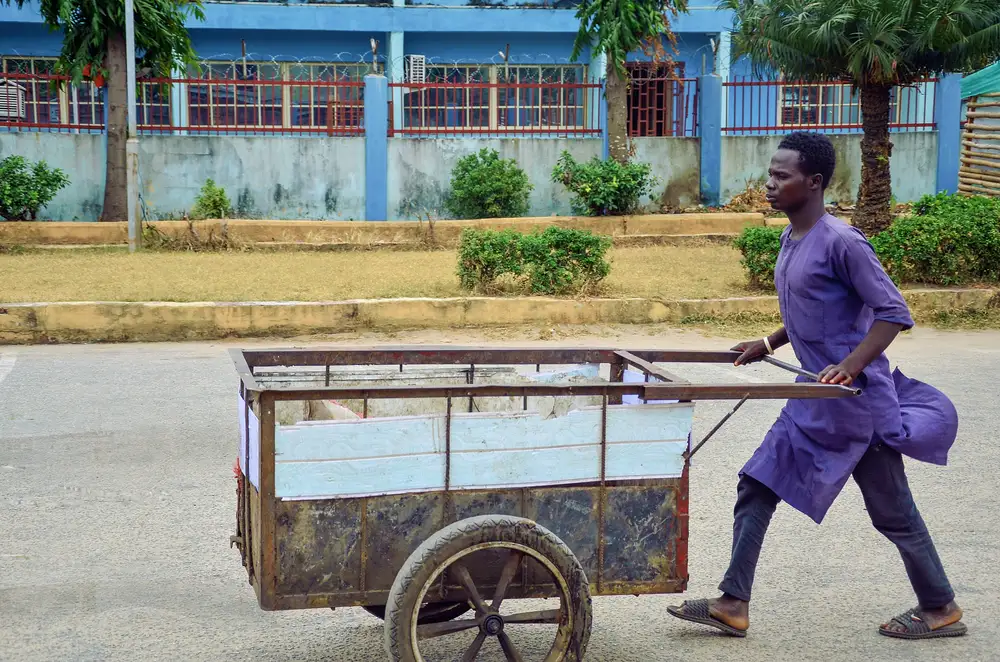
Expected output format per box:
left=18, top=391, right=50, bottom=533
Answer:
left=187, top=61, right=365, bottom=132
left=2, top=56, right=170, bottom=129
left=287, top=63, right=365, bottom=132
left=401, top=64, right=588, bottom=131
left=626, top=62, right=692, bottom=137
left=402, top=65, right=491, bottom=129
left=776, top=81, right=928, bottom=127
left=2, top=57, right=74, bottom=126
left=499, top=65, right=586, bottom=130
left=778, top=83, right=857, bottom=126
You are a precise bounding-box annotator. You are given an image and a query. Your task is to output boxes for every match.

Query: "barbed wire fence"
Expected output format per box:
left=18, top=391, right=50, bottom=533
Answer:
left=3, top=48, right=593, bottom=80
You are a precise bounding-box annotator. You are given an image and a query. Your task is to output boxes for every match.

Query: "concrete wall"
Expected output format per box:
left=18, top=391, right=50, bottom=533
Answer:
left=387, top=138, right=601, bottom=220
left=721, top=132, right=940, bottom=205
left=0, top=133, right=365, bottom=221
left=139, top=136, right=365, bottom=221
left=0, top=133, right=106, bottom=221
left=632, top=137, right=701, bottom=209
left=387, top=137, right=702, bottom=220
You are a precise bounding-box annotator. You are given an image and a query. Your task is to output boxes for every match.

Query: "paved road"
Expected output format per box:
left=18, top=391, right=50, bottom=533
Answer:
left=1, top=327, right=997, bottom=662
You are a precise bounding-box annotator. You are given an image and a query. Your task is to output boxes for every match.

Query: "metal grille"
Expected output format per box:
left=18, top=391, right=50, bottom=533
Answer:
left=626, top=64, right=698, bottom=137
left=724, top=77, right=938, bottom=135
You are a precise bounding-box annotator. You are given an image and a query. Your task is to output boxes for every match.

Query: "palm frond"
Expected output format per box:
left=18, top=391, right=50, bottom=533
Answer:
left=728, top=0, right=1000, bottom=86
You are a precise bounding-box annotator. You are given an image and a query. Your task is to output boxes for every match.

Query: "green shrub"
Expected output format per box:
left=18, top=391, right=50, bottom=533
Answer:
left=457, top=226, right=612, bottom=295
left=0, top=155, right=70, bottom=221
left=732, top=226, right=784, bottom=289
left=192, top=179, right=233, bottom=219
left=913, top=191, right=1000, bottom=218
left=871, top=194, right=1000, bottom=286
left=551, top=152, right=658, bottom=216
left=446, top=148, right=533, bottom=219
left=731, top=194, right=1000, bottom=289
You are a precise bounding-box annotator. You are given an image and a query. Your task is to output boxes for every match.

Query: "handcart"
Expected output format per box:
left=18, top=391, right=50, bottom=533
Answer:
left=229, top=346, right=858, bottom=661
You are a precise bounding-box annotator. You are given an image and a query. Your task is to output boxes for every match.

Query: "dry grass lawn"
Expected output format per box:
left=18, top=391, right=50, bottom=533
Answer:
left=0, top=245, right=749, bottom=303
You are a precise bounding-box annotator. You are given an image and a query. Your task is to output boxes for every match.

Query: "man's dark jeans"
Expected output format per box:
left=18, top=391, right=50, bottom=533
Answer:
left=718, top=442, right=955, bottom=609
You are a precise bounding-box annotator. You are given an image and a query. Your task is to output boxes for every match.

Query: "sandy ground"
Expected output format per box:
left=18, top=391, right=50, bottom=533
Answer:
left=1, top=324, right=998, bottom=661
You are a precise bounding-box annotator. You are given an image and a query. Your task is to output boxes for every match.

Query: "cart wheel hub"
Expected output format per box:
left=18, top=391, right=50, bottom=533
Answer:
left=483, top=614, right=504, bottom=635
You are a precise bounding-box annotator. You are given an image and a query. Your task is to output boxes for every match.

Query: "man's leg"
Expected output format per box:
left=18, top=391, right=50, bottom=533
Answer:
left=852, top=442, right=965, bottom=636
left=668, top=474, right=780, bottom=634
left=718, top=474, right=782, bottom=601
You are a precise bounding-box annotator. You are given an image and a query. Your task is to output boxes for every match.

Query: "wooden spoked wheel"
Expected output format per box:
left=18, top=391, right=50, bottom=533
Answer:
left=384, top=515, right=592, bottom=662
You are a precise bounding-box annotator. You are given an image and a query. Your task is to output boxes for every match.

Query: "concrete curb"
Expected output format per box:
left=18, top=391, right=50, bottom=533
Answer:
left=0, top=289, right=995, bottom=344
left=18, top=233, right=738, bottom=253
left=0, top=213, right=765, bottom=248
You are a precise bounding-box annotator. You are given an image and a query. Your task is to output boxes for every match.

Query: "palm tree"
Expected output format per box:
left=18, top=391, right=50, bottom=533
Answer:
left=571, top=0, right=689, bottom=164
left=722, top=0, right=1000, bottom=235
left=4, top=0, right=204, bottom=221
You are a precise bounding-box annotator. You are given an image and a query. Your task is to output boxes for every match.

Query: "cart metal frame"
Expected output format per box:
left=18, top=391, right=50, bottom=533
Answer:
left=230, top=345, right=857, bottom=616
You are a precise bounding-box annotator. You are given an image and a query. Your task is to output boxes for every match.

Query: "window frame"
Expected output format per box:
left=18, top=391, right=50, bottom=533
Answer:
left=186, top=60, right=365, bottom=133
left=400, top=63, right=590, bottom=133
left=776, top=79, right=909, bottom=129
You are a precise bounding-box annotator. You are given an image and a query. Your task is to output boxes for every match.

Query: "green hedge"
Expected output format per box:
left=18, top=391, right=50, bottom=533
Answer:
left=732, top=226, right=783, bottom=289
left=871, top=193, right=1000, bottom=286
left=457, top=226, right=612, bottom=295
left=733, top=194, right=1000, bottom=289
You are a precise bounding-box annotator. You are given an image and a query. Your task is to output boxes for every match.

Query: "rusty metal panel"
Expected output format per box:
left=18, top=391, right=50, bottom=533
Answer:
left=275, top=499, right=363, bottom=595
left=265, top=481, right=687, bottom=610
left=364, top=493, right=445, bottom=592
left=602, top=485, right=679, bottom=585
left=451, top=491, right=522, bottom=521
left=527, top=488, right=600, bottom=580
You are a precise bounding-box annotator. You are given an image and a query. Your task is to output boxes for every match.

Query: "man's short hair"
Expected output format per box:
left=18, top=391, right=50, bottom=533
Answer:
left=778, top=131, right=836, bottom=191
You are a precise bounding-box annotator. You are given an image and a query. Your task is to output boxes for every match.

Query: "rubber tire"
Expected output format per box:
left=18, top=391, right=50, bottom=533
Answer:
left=363, top=602, right=471, bottom=624
left=383, top=514, right=592, bottom=662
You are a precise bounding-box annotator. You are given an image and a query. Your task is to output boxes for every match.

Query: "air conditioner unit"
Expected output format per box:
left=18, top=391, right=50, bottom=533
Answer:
left=0, top=79, right=26, bottom=122
left=405, top=55, right=426, bottom=84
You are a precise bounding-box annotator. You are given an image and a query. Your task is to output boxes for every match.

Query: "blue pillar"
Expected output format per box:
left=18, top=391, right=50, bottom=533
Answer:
left=935, top=74, right=962, bottom=195
left=365, top=74, right=389, bottom=222
left=589, top=52, right=609, bottom=160
left=698, top=74, right=723, bottom=206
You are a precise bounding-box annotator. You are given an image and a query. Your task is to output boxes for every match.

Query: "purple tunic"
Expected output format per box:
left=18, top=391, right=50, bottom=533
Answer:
left=741, top=215, right=959, bottom=523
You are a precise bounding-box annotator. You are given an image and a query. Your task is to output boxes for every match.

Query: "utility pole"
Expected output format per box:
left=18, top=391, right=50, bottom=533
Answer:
left=125, top=0, right=141, bottom=251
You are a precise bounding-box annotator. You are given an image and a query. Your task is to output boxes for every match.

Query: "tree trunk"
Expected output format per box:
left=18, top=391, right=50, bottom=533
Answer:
left=855, top=84, right=894, bottom=236
left=605, top=61, right=630, bottom=164
left=101, top=31, right=129, bottom=222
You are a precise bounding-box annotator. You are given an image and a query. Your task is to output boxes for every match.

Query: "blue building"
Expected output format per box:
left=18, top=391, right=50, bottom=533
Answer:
left=0, top=0, right=961, bottom=222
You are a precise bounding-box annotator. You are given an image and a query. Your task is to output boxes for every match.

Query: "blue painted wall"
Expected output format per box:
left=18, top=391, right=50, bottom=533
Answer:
left=0, top=22, right=62, bottom=58
left=189, top=29, right=375, bottom=62
left=1, top=2, right=734, bottom=34
left=405, top=32, right=581, bottom=64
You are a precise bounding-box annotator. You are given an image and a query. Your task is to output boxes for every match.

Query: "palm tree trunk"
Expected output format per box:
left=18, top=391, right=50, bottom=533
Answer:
left=605, top=61, right=630, bottom=164
left=855, top=84, right=894, bottom=236
left=101, top=30, right=129, bottom=222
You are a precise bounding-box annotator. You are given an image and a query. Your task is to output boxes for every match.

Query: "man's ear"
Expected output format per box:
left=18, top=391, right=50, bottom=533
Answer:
left=808, top=174, right=824, bottom=191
